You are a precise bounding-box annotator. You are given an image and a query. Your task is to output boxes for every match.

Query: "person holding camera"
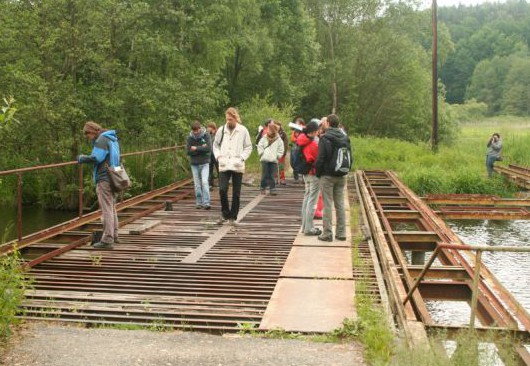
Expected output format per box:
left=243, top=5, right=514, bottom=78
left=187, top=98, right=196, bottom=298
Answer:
left=486, top=133, right=503, bottom=178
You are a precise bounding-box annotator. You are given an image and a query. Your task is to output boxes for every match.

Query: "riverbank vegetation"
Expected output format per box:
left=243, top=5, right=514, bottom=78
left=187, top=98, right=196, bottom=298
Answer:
left=0, top=243, right=31, bottom=343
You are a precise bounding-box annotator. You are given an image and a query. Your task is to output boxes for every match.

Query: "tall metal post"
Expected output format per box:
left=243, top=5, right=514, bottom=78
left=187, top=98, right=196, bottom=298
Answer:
left=78, top=165, right=84, bottom=218
left=16, top=173, right=23, bottom=242
left=431, top=0, right=439, bottom=152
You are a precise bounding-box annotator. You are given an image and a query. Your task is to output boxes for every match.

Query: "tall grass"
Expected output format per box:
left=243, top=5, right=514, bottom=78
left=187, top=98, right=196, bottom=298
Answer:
left=354, top=116, right=530, bottom=196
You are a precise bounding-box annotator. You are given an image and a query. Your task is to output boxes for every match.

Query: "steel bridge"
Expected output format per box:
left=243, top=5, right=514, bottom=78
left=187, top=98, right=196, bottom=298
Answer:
left=2, top=153, right=530, bottom=363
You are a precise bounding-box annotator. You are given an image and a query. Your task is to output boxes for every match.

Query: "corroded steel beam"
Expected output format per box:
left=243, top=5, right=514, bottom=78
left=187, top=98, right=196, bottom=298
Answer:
left=357, top=170, right=530, bottom=364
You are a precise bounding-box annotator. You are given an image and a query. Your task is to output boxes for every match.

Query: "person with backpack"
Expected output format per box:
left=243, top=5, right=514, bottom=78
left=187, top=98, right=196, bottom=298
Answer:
left=213, top=107, right=253, bottom=226
left=295, top=120, right=321, bottom=236
left=186, top=120, right=212, bottom=210
left=78, top=121, right=122, bottom=249
left=315, top=114, right=352, bottom=242
left=257, top=123, right=284, bottom=195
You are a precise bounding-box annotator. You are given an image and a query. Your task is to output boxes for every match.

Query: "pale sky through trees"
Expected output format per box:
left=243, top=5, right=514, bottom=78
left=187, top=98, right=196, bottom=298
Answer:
left=420, top=0, right=506, bottom=8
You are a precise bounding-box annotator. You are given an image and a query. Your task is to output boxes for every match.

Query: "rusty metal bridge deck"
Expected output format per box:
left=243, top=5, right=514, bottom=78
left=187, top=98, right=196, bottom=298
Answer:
left=495, top=164, right=530, bottom=189
left=15, top=181, right=303, bottom=331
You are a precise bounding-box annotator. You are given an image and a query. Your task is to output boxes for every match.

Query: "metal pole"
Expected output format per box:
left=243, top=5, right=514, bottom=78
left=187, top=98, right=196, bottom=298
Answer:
left=150, top=152, right=155, bottom=191
left=431, top=0, right=439, bottom=152
left=16, top=173, right=23, bottom=242
left=469, top=250, right=482, bottom=330
left=78, top=165, right=84, bottom=218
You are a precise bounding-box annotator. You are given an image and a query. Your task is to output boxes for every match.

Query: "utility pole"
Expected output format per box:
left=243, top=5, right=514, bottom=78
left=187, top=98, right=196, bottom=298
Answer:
left=431, top=0, right=439, bottom=152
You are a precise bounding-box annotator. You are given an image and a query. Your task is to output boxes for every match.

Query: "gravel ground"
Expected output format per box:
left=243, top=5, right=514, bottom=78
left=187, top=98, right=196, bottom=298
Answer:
left=0, top=323, right=366, bottom=366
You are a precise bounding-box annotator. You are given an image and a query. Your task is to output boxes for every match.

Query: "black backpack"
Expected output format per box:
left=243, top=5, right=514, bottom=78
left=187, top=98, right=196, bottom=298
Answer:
left=295, top=145, right=313, bottom=175
left=326, top=136, right=352, bottom=176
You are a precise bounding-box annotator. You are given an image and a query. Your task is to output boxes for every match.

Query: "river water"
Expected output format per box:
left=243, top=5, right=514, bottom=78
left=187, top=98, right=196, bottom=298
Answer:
left=0, top=204, right=75, bottom=243
left=426, top=219, right=530, bottom=327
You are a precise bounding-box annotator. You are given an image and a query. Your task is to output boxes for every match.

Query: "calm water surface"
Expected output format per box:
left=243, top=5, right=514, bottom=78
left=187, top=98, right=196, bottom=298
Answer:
left=0, top=204, right=75, bottom=242
left=426, top=219, right=530, bottom=326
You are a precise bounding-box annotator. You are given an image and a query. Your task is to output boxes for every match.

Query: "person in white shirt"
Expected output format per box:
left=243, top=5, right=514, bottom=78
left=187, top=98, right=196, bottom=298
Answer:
left=212, top=107, right=253, bottom=225
left=257, top=123, right=284, bottom=195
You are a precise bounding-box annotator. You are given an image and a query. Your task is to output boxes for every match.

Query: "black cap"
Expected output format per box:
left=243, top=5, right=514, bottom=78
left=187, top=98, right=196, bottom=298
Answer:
left=305, top=121, right=319, bottom=134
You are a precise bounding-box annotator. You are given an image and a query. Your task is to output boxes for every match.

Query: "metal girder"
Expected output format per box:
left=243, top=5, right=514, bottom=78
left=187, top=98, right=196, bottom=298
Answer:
left=357, top=170, right=530, bottom=364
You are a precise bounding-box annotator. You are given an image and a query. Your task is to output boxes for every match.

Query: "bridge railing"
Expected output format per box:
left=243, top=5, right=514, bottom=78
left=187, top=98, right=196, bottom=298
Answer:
left=0, top=145, right=184, bottom=242
left=403, top=243, right=530, bottom=330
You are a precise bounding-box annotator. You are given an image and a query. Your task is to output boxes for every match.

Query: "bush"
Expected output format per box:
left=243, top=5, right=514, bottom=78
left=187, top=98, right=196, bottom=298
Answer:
left=0, top=245, right=31, bottom=342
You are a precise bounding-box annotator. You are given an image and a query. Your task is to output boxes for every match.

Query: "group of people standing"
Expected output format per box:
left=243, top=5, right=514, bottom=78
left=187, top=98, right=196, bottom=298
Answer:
left=78, top=107, right=352, bottom=249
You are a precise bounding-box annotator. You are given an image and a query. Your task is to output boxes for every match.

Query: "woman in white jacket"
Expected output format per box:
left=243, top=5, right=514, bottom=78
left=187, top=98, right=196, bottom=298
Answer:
left=212, top=107, right=253, bottom=225
left=257, top=123, right=285, bottom=195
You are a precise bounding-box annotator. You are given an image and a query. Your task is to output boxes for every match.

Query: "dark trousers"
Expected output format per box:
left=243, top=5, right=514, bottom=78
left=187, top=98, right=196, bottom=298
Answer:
left=261, top=161, right=278, bottom=191
left=209, top=156, right=219, bottom=186
left=219, top=170, right=243, bottom=220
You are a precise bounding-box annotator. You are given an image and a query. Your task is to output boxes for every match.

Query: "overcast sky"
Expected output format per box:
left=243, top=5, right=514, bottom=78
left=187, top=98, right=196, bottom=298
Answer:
left=420, top=0, right=506, bottom=8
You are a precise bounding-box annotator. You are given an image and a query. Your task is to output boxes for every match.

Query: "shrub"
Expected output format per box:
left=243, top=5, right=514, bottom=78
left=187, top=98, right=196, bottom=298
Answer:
left=0, top=246, right=31, bottom=342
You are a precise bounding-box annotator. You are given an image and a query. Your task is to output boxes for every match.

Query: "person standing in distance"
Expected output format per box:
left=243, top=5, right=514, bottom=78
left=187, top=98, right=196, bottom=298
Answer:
left=486, top=132, right=502, bottom=179
left=213, top=107, right=253, bottom=225
left=78, top=121, right=121, bottom=249
left=315, top=114, right=352, bottom=242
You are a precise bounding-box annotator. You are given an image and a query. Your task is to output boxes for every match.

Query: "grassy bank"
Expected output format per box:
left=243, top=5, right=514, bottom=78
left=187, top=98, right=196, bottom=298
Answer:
left=353, top=116, right=530, bottom=196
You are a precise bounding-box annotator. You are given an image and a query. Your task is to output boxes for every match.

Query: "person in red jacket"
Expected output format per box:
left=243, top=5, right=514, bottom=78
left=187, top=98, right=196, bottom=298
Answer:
left=296, top=120, right=321, bottom=235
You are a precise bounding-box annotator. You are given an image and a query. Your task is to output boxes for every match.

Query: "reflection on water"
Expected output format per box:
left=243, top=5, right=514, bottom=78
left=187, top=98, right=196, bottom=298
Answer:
left=0, top=204, right=75, bottom=242
left=426, top=219, right=530, bottom=325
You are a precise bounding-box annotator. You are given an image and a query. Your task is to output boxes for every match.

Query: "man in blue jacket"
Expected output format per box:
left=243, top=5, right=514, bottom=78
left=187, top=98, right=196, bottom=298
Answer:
left=78, top=121, right=121, bottom=249
left=186, top=120, right=212, bottom=209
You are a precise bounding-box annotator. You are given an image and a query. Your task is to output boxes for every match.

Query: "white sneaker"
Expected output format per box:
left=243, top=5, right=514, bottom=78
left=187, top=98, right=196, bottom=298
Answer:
left=228, top=219, right=238, bottom=226
left=216, top=217, right=227, bottom=225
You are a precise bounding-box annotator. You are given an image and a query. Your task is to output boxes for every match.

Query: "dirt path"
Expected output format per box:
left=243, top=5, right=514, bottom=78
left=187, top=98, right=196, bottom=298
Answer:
left=1, top=323, right=366, bottom=366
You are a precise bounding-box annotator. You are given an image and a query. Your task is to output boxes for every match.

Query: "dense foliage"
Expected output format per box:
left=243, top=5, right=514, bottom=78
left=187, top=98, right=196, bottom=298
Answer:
left=439, top=0, right=530, bottom=116
left=5, top=0, right=529, bottom=207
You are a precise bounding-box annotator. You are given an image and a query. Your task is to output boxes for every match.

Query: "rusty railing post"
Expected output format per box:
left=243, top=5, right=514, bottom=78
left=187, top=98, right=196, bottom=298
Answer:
left=172, top=145, right=178, bottom=182
left=16, top=172, right=23, bottom=242
left=403, top=246, right=441, bottom=305
left=469, top=249, right=482, bottom=330
left=78, top=164, right=84, bottom=218
left=150, top=151, right=155, bottom=191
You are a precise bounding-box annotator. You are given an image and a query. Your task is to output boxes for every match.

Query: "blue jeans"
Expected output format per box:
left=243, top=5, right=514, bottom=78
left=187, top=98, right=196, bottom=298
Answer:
left=486, top=155, right=497, bottom=178
left=260, top=161, right=278, bottom=192
left=191, top=163, right=210, bottom=206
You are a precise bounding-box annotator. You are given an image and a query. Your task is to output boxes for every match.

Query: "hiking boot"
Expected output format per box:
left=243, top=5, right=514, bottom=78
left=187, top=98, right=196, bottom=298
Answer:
left=304, top=228, right=322, bottom=236
left=196, top=204, right=203, bottom=209
left=92, top=241, right=113, bottom=249
left=216, top=216, right=227, bottom=225
left=270, top=191, right=278, bottom=196
left=317, top=234, right=333, bottom=242
left=335, top=236, right=347, bottom=241
left=203, top=205, right=211, bottom=210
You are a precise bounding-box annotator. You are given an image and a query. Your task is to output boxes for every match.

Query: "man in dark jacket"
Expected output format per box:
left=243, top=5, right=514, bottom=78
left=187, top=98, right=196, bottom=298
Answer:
left=78, top=121, right=121, bottom=249
left=315, top=114, right=352, bottom=242
left=186, top=120, right=212, bottom=209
